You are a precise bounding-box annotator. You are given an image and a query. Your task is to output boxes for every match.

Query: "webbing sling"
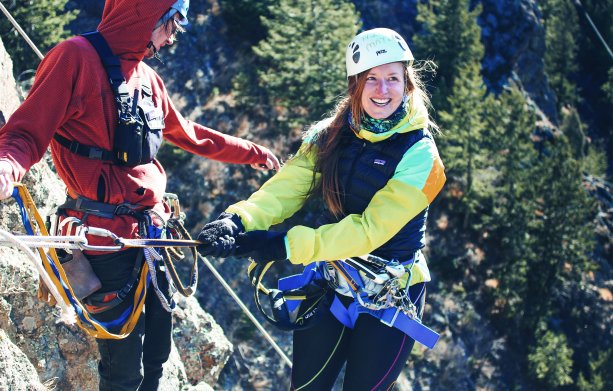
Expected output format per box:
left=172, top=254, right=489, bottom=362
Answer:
left=12, top=184, right=147, bottom=339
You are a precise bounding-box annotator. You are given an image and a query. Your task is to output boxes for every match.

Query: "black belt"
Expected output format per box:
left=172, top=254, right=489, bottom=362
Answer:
left=59, top=195, right=143, bottom=219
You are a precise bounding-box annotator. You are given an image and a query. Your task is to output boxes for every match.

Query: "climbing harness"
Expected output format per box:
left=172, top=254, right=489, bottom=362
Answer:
left=326, top=254, right=440, bottom=349
left=248, top=261, right=334, bottom=331
left=0, top=183, right=199, bottom=339
left=248, top=252, right=440, bottom=349
left=0, top=184, right=293, bottom=366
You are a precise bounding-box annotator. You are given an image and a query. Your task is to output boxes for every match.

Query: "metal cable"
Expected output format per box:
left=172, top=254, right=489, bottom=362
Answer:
left=574, top=0, right=613, bottom=61
left=0, top=1, right=44, bottom=60
left=199, top=255, right=293, bottom=368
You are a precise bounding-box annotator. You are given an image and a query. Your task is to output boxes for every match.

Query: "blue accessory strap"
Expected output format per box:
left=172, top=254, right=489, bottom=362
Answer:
left=330, top=294, right=440, bottom=349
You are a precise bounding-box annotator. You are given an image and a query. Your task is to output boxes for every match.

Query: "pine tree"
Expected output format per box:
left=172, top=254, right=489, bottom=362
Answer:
left=481, top=87, right=538, bottom=326
left=528, top=323, right=574, bottom=388
left=604, top=66, right=613, bottom=106
left=438, top=61, right=488, bottom=230
left=0, top=0, right=77, bottom=76
left=219, top=0, right=274, bottom=49
left=523, top=136, right=596, bottom=326
left=540, top=0, right=580, bottom=109
left=413, top=0, right=483, bottom=113
left=253, top=0, right=360, bottom=128
left=578, top=349, right=613, bottom=391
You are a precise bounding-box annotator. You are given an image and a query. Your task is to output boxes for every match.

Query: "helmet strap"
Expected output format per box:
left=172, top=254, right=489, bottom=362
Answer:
left=146, top=41, right=164, bottom=63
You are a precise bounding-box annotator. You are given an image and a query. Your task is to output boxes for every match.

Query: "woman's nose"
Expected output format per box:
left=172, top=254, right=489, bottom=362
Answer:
left=376, top=80, right=389, bottom=94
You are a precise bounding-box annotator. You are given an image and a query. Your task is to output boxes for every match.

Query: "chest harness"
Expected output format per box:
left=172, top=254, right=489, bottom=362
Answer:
left=43, top=31, right=194, bottom=338
left=53, top=31, right=164, bottom=167
left=249, top=129, right=440, bottom=349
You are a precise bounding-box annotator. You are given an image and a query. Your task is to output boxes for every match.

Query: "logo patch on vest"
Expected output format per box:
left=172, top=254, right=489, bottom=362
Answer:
left=374, top=159, right=386, bottom=165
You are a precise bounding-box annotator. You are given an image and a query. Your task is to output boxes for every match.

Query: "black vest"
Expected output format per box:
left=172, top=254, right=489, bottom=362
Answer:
left=323, top=128, right=431, bottom=261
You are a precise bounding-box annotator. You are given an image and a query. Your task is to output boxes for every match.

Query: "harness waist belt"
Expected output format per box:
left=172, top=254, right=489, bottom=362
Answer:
left=60, top=195, right=144, bottom=219
left=330, top=295, right=440, bottom=349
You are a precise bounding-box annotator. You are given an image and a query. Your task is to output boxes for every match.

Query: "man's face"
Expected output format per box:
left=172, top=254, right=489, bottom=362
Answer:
left=145, top=14, right=182, bottom=58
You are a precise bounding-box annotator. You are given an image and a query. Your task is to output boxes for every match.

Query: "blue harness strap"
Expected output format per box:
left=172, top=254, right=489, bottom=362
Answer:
left=329, top=295, right=440, bottom=349
left=276, top=259, right=440, bottom=349
left=277, top=263, right=325, bottom=313
left=10, top=185, right=148, bottom=339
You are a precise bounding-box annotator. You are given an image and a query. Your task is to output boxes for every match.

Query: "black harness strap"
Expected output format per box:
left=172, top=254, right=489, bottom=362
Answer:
left=54, top=133, right=115, bottom=163
left=52, top=31, right=130, bottom=163
left=58, top=194, right=143, bottom=220
left=80, top=31, right=130, bottom=106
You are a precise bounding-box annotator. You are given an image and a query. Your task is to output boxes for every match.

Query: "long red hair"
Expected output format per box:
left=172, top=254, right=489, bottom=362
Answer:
left=306, top=63, right=418, bottom=218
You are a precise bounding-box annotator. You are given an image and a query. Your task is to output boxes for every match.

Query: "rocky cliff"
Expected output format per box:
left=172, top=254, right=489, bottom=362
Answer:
left=0, top=36, right=232, bottom=391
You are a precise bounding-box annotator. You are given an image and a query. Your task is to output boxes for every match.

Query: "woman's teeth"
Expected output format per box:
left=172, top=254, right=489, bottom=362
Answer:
left=371, top=98, right=390, bottom=106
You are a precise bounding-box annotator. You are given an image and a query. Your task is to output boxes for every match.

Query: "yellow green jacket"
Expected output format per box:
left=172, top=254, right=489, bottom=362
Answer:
left=227, top=99, right=446, bottom=285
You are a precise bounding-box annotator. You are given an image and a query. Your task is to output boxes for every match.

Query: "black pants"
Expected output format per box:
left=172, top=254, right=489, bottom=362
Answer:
left=291, top=284, right=426, bottom=391
left=89, top=248, right=173, bottom=391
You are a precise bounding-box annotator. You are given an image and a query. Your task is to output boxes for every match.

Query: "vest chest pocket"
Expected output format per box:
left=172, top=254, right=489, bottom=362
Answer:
left=138, top=93, right=165, bottom=164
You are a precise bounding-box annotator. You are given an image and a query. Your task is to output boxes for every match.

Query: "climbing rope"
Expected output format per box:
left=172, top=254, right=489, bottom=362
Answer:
left=573, top=0, right=613, bottom=61
left=0, top=228, right=75, bottom=323
left=0, top=1, right=294, bottom=363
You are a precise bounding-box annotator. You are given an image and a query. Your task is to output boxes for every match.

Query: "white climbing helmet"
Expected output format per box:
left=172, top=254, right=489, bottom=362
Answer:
left=345, top=28, right=414, bottom=78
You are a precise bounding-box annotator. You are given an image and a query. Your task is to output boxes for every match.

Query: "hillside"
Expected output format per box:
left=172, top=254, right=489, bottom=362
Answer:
left=0, top=0, right=611, bottom=390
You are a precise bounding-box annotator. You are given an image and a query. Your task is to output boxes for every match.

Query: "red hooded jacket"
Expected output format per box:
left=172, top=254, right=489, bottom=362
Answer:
left=0, top=0, right=270, bottom=245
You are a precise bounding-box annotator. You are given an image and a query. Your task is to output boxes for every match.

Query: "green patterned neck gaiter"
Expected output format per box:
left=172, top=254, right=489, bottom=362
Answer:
left=349, top=97, right=409, bottom=134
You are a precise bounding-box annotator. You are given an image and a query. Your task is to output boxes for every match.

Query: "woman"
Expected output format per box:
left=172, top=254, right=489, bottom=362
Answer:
left=199, top=28, right=445, bottom=390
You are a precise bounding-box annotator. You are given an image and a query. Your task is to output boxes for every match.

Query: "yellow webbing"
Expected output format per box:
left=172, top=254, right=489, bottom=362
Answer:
left=15, top=183, right=147, bottom=339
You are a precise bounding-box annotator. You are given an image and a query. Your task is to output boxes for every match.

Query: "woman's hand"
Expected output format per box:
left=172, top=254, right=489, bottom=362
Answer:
left=197, top=213, right=244, bottom=257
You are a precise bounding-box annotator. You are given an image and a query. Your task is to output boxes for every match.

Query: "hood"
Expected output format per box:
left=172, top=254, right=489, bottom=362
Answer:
left=97, top=0, right=175, bottom=71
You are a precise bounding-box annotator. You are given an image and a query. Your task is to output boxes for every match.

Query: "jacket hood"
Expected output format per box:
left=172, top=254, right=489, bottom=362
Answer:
left=97, top=0, right=176, bottom=70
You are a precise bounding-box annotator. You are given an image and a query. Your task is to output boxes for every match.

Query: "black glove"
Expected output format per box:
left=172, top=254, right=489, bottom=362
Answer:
left=235, top=230, right=287, bottom=263
left=204, top=234, right=237, bottom=258
left=197, top=213, right=244, bottom=257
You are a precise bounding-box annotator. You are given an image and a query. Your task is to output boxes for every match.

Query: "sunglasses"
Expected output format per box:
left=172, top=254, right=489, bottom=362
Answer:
left=154, top=14, right=185, bottom=41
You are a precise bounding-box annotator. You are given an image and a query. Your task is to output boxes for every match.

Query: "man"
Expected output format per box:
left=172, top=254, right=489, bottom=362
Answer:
left=0, top=0, right=279, bottom=389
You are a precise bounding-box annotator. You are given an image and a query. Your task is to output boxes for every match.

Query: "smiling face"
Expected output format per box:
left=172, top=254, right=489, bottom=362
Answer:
left=360, top=62, right=406, bottom=119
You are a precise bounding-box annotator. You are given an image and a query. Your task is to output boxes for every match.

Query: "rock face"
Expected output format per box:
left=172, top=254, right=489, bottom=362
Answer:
left=0, top=35, right=232, bottom=390
left=0, top=37, right=20, bottom=124
left=480, top=0, right=558, bottom=124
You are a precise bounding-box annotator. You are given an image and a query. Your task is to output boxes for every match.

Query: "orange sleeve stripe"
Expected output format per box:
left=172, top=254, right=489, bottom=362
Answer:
left=422, top=157, right=446, bottom=203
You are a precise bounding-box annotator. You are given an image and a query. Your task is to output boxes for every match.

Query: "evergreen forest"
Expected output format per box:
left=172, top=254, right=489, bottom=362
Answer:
left=1, top=0, right=611, bottom=390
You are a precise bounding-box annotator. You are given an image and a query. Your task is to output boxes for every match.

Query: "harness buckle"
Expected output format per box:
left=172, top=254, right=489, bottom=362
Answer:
left=88, top=147, right=105, bottom=160
left=380, top=307, right=401, bottom=328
